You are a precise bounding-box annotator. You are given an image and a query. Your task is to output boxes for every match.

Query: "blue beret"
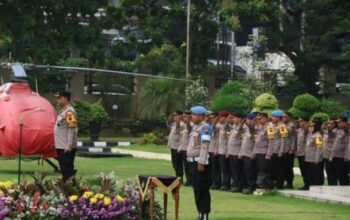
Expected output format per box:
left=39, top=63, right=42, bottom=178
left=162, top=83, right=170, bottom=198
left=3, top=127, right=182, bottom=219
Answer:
left=191, top=106, right=208, bottom=115
left=271, top=110, right=283, bottom=117
left=246, top=113, right=256, bottom=120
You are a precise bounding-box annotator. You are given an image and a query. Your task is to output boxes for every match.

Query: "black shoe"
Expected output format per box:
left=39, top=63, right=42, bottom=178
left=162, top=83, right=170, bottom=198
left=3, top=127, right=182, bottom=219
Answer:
left=230, top=187, right=242, bottom=193
left=285, top=183, right=293, bottom=189
left=200, top=213, right=209, bottom=220
left=242, top=188, right=254, bottom=194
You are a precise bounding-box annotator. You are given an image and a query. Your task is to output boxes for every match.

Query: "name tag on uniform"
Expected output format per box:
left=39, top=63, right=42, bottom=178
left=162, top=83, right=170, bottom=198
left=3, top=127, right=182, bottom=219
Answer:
left=201, top=134, right=211, bottom=142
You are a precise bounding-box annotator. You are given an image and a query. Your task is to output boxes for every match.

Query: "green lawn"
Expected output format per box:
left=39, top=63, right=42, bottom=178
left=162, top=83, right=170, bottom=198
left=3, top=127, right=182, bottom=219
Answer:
left=78, top=136, right=141, bottom=143
left=118, top=144, right=170, bottom=154
left=1, top=157, right=349, bottom=220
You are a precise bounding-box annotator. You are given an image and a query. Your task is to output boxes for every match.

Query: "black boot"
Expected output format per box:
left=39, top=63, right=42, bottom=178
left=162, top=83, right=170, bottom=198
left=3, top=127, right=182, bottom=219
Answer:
left=200, top=213, right=209, bottom=220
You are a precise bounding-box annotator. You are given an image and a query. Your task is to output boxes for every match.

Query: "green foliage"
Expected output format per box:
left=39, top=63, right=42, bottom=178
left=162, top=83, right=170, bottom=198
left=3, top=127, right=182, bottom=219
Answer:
left=291, top=94, right=320, bottom=118
left=215, top=81, right=246, bottom=96
left=252, top=93, right=279, bottom=114
left=139, top=79, right=185, bottom=118
left=320, top=99, right=347, bottom=118
left=141, top=129, right=167, bottom=145
left=135, top=44, right=185, bottom=77
left=288, top=107, right=309, bottom=119
left=73, top=100, right=93, bottom=133
left=115, top=118, right=167, bottom=135
left=90, top=100, right=110, bottom=123
left=311, top=112, right=330, bottom=123
left=57, top=58, right=89, bottom=67
left=185, top=78, right=209, bottom=107
left=281, top=76, right=306, bottom=97
left=210, top=95, right=249, bottom=114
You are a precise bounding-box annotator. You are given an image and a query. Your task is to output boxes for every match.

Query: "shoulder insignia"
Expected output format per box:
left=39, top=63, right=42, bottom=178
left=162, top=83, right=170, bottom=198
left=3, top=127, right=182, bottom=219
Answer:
left=66, top=111, right=77, bottom=128
left=279, top=125, right=288, bottom=138
left=267, top=126, right=275, bottom=139
left=316, top=134, right=323, bottom=148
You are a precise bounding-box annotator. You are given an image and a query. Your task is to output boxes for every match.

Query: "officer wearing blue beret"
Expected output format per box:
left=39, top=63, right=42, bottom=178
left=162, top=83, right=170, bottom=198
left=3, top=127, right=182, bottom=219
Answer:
left=187, top=106, right=212, bottom=220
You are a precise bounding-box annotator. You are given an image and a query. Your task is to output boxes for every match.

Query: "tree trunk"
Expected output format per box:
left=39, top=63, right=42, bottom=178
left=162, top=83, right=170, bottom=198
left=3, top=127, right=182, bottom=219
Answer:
left=293, top=61, right=320, bottom=96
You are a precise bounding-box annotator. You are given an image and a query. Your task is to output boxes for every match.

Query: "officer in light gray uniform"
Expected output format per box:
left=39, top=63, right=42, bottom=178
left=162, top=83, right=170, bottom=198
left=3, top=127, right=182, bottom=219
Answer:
left=54, top=91, right=78, bottom=182
left=167, top=111, right=183, bottom=179
left=282, top=112, right=296, bottom=189
left=296, top=117, right=309, bottom=190
left=323, top=118, right=337, bottom=185
left=178, top=110, right=192, bottom=186
left=217, top=111, right=230, bottom=191
left=187, top=106, right=212, bottom=220
left=330, top=117, right=349, bottom=185
left=227, top=112, right=244, bottom=192
left=208, top=112, right=221, bottom=189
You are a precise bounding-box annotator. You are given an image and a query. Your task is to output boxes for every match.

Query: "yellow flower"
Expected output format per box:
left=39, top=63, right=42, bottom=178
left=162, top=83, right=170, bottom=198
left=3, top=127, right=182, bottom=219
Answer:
left=117, top=195, right=124, bottom=202
left=95, top=193, right=104, bottom=200
left=103, top=196, right=111, bottom=206
left=0, top=181, right=13, bottom=189
left=83, top=191, right=93, bottom=199
left=69, top=195, right=78, bottom=202
left=90, top=197, right=97, bottom=204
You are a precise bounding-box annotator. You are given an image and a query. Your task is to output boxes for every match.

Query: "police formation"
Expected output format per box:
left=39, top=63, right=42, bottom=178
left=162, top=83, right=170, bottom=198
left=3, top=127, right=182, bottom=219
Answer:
left=167, top=106, right=350, bottom=220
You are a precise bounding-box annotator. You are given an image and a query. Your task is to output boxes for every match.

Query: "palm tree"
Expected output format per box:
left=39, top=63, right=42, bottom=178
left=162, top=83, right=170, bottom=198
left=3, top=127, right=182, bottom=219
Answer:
left=139, top=79, right=186, bottom=118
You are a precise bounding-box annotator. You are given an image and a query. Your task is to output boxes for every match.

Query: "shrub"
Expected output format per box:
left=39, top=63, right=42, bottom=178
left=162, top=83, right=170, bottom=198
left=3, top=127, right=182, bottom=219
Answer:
left=73, top=100, right=93, bottom=133
left=185, top=78, right=209, bottom=107
left=288, top=107, right=309, bottom=119
left=215, top=81, right=246, bottom=96
left=252, top=93, right=279, bottom=114
left=90, top=100, right=110, bottom=124
left=320, top=98, right=347, bottom=118
left=115, top=118, right=167, bottom=135
left=210, top=95, right=250, bottom=113
left=292, top=93, right=320, bottom=114
left=311, top=112, right=330, bottom=123
left=141, top=129, right=167, bottom=145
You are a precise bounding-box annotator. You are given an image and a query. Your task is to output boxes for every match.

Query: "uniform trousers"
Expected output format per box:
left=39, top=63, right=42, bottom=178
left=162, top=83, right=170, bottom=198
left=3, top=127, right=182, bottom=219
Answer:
left=56, top=148, right=77, bottom=181
left=255, top=154, right=273, bottom=189
left=332, top=157, right=349, bottom=185
left=243, top=156, right=257, bottom=190
left=298, top=156, right=309, bottom=188
left=219, top=154, right=231, bottom=188
left=285, top=153, right=295, bottom=185
left=229, top=155, right=245, bottom=189
left=306, top=161, right=324, bottom=186
left=324, top=159, right=337, bottom=185
left=180, top=150, right=191, bottom=184
left=271, top=154, right=285, bottom=189
left=171, top=149, right=184, bottom=179
left=189, top=162, right=211, bottom=214
left=209, top=153, right=221, bottom=187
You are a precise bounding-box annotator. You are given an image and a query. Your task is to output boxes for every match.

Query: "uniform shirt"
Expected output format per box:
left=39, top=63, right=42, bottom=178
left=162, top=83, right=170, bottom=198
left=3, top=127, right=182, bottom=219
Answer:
left=267, top=122, right=286, bottom=156
left=167, top=122, right=180, bottom=150
left=54, top=105, right=78, bottom=150
left=178, top=121, right=191, bottom=151
left=217, top=122, right=228, bottom=155
left=208, top=125, right=218, bottom=154
left=296, top=128, right=307, bottom=156
left=323, top=128, right=337, bottom=159
left=283, top=121, right=296, bottom=153
left=253, top=124, right=269, bottom=155
left=331, top=129, right=347, bottom=159
left=345, top=131, right=350, bottom=161
left=305, top=132, right=323, bottom=163
left=187, top=121, right=212, bottom=165
left=239, top=124, right=254, bottom=158
left=227, top=123, right=242, bottom=156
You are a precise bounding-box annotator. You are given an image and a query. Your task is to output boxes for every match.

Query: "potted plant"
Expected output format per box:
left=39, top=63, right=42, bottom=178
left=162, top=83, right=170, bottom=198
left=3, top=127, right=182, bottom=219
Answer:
left=89, top=100, right=109, bottom=141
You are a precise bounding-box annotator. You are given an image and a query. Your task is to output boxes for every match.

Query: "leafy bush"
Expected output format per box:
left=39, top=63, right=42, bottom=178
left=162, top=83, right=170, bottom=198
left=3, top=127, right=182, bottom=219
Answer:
left=288, top=107, right=309, bottom=119
left=252, top=93, right=279, bottom=114
left=289, top=93, right=320, bottom=118
left=215, top=81, right=246, bottom=96
left=320, top=99, right=347, bottom=118
left=141, top=129, right=167, bottom=145
left=90, top=100, right=110, bottom=123
left=311, top=112, right=330, bottom=123
left=115, top=118, right=167, bottom=135
left=210, top=95, right=250, bottom=113
left=185, top=78, right=209, bottom=107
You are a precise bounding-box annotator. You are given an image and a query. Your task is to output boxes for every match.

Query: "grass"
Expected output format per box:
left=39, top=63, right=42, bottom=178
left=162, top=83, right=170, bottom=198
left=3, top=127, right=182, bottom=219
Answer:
left=77, top=136, right=141, bottom=143
left=1, top=157, right=350, bottom=220
left=118, top=144, right=170, bottom=154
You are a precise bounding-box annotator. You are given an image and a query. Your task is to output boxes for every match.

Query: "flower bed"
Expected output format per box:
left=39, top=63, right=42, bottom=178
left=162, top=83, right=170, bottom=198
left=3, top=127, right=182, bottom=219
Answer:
left=0, top=173, right=141, bottom=219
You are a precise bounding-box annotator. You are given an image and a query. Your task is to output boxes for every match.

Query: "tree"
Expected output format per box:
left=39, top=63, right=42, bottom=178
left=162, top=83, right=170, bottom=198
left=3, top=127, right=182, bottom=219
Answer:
left=289, top=93, right=320, bottom=118
left=219, top=0, right=350, bottom=94
left=139, top=79, right=185, bottom=118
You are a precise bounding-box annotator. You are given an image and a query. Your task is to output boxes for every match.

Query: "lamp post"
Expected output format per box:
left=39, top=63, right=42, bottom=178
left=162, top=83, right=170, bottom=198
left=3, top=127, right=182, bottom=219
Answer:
left=186, top=0, right=191, bottom=78
left=112, top=104, right=118, bottom=131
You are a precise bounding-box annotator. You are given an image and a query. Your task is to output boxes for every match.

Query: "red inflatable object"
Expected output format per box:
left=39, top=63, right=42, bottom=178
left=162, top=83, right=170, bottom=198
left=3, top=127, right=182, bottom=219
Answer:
left=0, top=83, right=57, bottom=157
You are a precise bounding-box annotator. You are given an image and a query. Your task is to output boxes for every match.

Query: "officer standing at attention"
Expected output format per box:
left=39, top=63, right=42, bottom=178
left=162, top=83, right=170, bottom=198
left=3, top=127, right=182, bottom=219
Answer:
left=323, top=118, right=338, bottom=185
left=208, top=112, right=221, bottom=190
left=296, top=117, right=310, bottom=190
left=54, top=91, right=78, bottom=182
left=187, top=106, right=212, bottom=220
left=282, top=112, right=296, bottom=189
left=167, top=111, right=183, bottom=179
left=178, top=110, right=192, bottom=186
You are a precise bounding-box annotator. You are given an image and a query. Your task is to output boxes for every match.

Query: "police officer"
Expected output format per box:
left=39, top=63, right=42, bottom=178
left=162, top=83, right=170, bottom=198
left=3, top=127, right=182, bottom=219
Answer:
left=167, top=111, right=183, bottom=179
left=267, top=110, right=287, bottom=189
left=178, top=110, right=192, bottom=186
left=323, top=118, right=337, bottom=185
left=217, top=110, right=230, bottom=191
left=282, top=112, right=296, bottom=189
left=227, top=112, right=245, bottom=192
left=330, top=117, right=349, bottom=185
left=208, top=112, right=221, bottom=190
left=187, top=106, right=212, bottom=220
left=296, top=117, right=309, bottom=190
left=254, top=112, right=273, bottom=192
left=54, top=91, right=78, bottom=182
